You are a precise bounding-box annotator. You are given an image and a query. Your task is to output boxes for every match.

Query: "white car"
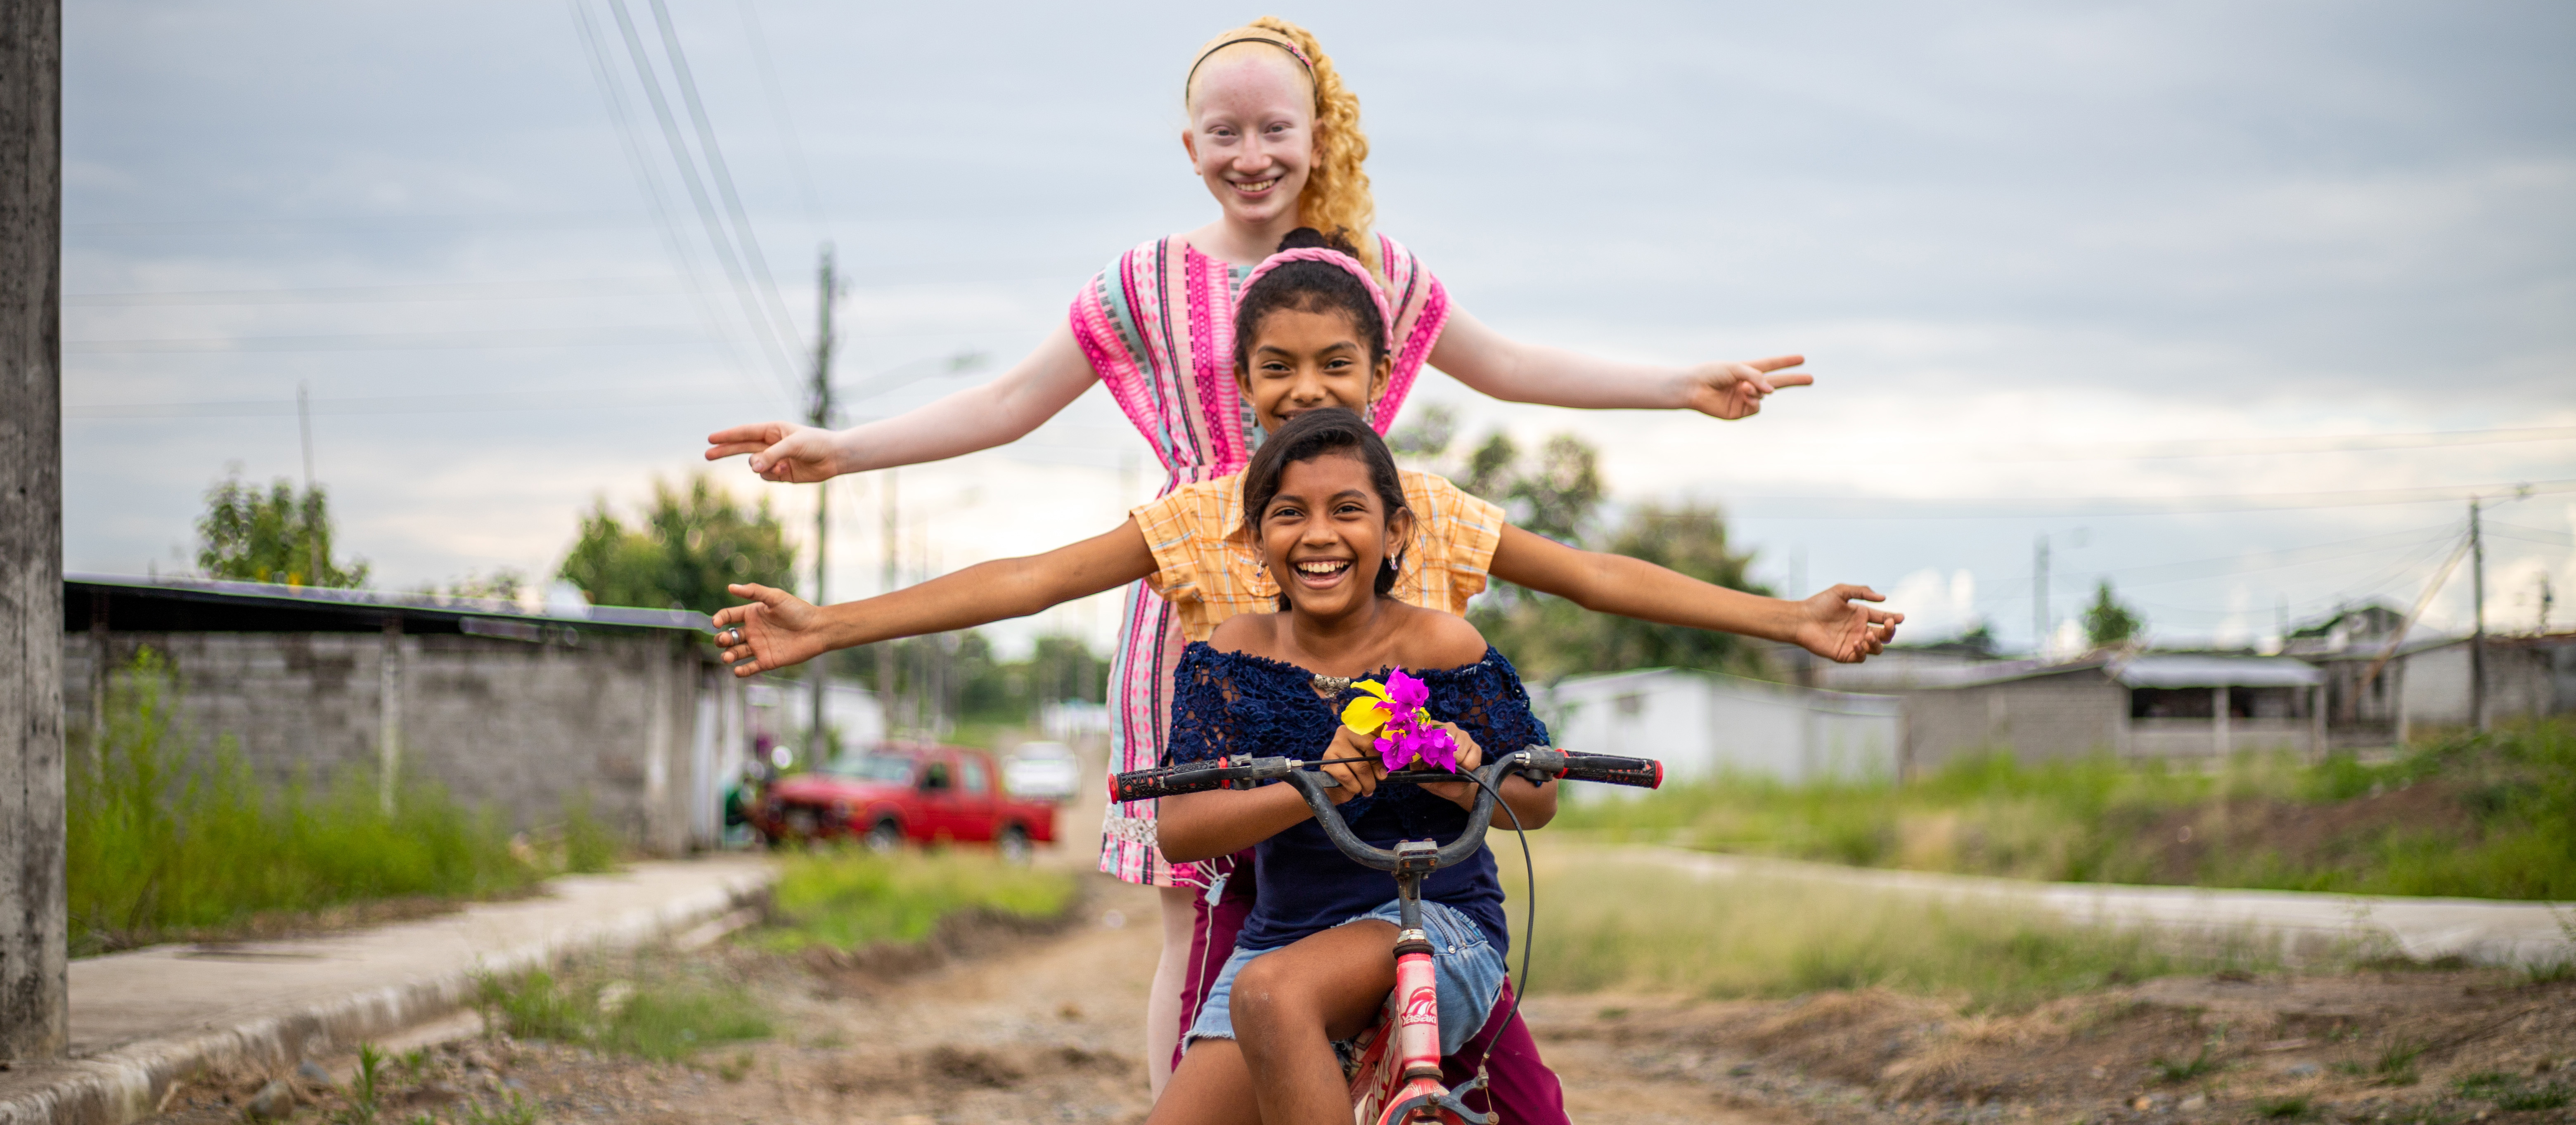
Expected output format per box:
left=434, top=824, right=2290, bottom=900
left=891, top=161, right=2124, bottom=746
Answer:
left=1003, top=741, right=1082, bottom=802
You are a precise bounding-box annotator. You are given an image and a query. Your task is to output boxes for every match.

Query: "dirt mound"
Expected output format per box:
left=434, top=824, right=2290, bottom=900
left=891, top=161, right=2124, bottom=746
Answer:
left=1532, top=968, right=2576, bottom=1122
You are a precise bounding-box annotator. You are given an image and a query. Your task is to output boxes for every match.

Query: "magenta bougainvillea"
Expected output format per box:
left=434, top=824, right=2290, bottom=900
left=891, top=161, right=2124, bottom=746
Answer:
left=1339, top=668, right=1460, bottom=772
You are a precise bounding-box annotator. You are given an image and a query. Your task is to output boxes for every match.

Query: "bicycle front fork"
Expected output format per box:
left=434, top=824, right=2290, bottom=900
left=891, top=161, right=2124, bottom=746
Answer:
left=1378, top=867, right=1494, bottom=1125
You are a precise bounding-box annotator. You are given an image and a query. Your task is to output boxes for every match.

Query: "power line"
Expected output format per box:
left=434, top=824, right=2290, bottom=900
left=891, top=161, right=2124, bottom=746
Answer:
left=601, top=0, right=802, bottom=393
left=644, top=0, right=805, bottom=369
left=570, top=0, right=774, bottom=405
left=66, top=326, right=706, bottom=355
left=1857, top=425, right=2576, bottom=465
left=1725, top=476, right=2576, bottom=519
left=730, top=0, right=826, bottom=234
left=62, top=270, right=1083, bottom=306
left=65, top=386, right=769, bottom=419
left=66, top=278, right=687, bottom=307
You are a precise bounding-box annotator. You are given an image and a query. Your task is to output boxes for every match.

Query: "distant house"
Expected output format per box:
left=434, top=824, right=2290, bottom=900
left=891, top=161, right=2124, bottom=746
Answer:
left=1863, top=652, right=2325, bottom=775
left=66, top=574, right=743, bottom=856
left=1533, top=667, right=1903, bottom=787
left=2285, top=603, right=2575, bottom=746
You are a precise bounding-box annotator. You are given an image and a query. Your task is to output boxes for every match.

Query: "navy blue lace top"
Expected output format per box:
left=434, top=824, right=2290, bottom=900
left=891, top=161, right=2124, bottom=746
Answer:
left=1167, top=641, right=1550, bottom=953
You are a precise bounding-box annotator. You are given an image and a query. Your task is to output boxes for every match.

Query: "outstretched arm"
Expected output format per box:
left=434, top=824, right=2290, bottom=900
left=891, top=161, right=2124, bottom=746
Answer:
left=1428, top=307, right=1811, bottom=420
left=1487, top=525, right=1902, bottom=662
left=711, top=518, right=1156, bottom=675
left=703, top=321, right=1099, bottom=483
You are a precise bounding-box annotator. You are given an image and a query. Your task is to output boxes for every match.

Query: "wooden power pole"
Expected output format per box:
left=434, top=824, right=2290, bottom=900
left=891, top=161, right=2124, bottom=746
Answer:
left=805, top=246, right=834, bottom=763
left=0, top=0, right=64, bottom=1062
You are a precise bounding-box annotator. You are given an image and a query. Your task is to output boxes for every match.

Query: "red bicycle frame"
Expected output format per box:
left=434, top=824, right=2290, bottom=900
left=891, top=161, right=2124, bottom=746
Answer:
left=1109, top=746, right=1664, bottom=1125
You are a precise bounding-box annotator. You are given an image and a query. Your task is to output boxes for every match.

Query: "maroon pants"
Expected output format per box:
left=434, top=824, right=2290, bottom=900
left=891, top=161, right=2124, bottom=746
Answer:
left=1177, top=853, right=1568, bottom=1124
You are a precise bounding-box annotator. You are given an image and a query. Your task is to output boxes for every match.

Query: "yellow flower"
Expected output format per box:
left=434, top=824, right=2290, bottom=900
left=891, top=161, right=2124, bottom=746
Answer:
left=1339, top=679, right=1394, bottom=733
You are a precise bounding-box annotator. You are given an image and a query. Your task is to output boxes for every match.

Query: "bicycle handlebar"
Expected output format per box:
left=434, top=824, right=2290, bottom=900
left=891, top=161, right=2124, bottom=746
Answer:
left=1107, top=746, right=1664, bottom=874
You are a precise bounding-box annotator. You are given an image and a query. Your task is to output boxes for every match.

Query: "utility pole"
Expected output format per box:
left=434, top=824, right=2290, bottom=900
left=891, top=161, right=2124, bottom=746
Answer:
left=2469, top=498, right=2486, bottom=733
left=1, top=0, right=66, bottom=1061
left=298, top=381, right=320, bottom=585
left=878, top=469, right=897, bottom=742
left=805, top=246, right=836, bottom=763
left=2033, top=534, right=2051, bottom=661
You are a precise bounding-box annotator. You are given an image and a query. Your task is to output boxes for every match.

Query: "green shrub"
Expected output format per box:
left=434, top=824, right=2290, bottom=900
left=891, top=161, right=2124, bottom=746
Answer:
left=67, top=650, right=542, bottom=954
left=479, top=962, right=769, bottom=1062
left=1500, top=842, right=2274, bottom=1012
left=1549, top=719, right=2576, bottom=900
left=758, top=847, right=1075, bottom=952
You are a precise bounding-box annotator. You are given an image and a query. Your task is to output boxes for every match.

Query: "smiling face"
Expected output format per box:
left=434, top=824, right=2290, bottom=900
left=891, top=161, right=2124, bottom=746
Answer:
left=1237, top=305, right=1391, bottom=433
left=1182, top=48, right=1314, bottom=232
left=1256, top=451, right=1412, bottom=620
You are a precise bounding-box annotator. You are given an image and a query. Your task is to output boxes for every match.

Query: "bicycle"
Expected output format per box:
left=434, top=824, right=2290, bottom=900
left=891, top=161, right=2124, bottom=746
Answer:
left=1112, top=744, right=1663, bottom=1125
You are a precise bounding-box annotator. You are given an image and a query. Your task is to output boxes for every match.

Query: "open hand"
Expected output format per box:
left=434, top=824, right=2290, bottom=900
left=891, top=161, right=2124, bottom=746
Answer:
left=1321, top=726, right=1390, bottom=805
left=1792, top=584, right=1903, bottom=664
left=704, top=422, right=842, bottom=483
left=1684, top=355, right=1813, bottom=420
left=712, top=583, right=827, bottom=676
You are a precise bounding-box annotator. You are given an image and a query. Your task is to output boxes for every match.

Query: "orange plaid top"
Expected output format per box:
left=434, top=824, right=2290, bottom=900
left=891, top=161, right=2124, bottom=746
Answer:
left=1134, top=470, right=1505, bottom=643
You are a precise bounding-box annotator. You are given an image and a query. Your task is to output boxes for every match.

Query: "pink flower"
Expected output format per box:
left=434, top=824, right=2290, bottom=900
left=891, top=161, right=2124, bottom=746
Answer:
left=1342, top=667, right=1457, bottom=773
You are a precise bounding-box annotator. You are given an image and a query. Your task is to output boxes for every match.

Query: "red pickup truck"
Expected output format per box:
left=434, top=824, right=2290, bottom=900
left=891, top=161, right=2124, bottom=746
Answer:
left=755, top=743, right=1058, bottom=860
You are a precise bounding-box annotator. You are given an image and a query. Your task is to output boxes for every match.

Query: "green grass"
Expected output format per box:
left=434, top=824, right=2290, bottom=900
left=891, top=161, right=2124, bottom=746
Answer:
left=477, top=952, right=769, bottom=1061
left=2375, top=1038, right=2426, bottom=1086
left=1549, top=718, right=2576, bottom=900
left=1500, top=842, right=2278, bottom=1012
left=2150, top=1044, right=2222, bottom=1083
left=754, top=846, right=1077, bottom=952
left=2255, top=1094, right=2314, bottom=1119
left=68, top=650, right=566, bottom=955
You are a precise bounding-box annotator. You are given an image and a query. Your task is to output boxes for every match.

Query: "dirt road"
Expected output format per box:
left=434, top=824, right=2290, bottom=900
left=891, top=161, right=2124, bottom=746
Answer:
left=144, top=870, right=2576, bottom=1124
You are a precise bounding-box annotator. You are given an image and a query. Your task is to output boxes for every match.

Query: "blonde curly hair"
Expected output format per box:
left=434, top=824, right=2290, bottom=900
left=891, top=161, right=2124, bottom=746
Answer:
left=1184, top=17, right=1379, bottom=279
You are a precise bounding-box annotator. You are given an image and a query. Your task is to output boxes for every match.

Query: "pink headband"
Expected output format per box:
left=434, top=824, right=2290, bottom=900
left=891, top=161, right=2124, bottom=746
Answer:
left=1238, top=246, right=1395, bottom=354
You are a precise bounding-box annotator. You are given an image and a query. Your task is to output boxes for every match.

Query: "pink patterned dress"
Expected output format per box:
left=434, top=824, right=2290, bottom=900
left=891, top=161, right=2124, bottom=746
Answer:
left=1069, top=233, right=1450, bottom=889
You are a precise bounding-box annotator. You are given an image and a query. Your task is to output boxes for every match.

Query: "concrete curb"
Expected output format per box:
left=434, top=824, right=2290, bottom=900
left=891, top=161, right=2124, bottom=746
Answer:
left=1615, top=845, right=2576, bottom=966
left=0, top=858, right=773, bottom=1125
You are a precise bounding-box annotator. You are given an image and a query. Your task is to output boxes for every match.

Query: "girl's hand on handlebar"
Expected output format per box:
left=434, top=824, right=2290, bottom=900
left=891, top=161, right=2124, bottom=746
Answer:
left=1323, top=726, right=1388, bottom=805
left=1414, top=723, right=1483, bottom=810
left=712, top=584, right=826, bottom=676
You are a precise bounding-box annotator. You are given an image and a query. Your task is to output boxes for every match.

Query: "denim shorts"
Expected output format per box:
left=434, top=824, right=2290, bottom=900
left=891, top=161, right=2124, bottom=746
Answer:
left=1187, top=899, right=1508, bottom=1059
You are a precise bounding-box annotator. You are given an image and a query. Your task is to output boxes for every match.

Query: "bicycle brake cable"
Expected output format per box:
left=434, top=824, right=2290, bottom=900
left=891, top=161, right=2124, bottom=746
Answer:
left=1461, top=763, right=1536, bottom=1082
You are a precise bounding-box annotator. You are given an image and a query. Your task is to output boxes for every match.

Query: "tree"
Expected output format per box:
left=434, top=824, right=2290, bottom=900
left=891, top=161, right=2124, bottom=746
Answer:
left=556, top=475, right=796, bottom=614
left=1508, top=435, right=1603, bottom=545
left=195, top=470, right=368, bottom=588
left=2082, top=579, right=2144, bottom=647
left=1589, top=503, right=1769, bottom=673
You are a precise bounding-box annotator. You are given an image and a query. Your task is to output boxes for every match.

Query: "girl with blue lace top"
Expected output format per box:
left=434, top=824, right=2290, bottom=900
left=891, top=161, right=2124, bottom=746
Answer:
left=1147, top=406, right=1561, bottom=1125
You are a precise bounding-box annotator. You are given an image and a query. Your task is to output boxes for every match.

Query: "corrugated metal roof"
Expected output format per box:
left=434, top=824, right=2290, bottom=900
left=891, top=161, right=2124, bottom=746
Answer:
left=2112, top=654, right=2322, bottom=688
left=67, top=572, right=713, bottom=633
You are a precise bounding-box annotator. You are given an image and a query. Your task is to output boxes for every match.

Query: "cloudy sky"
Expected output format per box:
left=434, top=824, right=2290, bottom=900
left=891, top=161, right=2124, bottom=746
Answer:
left=62, top=0, right=2576, bottom=657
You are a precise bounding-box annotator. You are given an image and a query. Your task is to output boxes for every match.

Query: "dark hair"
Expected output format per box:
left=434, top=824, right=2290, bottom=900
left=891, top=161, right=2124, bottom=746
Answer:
left=1232, top=227, right=1388, bottom=377
left=1240, top=407, right=1409, bottom=605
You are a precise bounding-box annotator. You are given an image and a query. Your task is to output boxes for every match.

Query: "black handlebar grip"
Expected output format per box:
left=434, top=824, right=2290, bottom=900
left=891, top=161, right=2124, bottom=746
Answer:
left=1556, top=754, right=1663, bottom=789
left=1108, top=762, right=1230, bottom=803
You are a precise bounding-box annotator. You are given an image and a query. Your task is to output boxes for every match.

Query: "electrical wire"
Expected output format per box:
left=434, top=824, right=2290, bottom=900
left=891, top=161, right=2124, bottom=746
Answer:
left=601, top=0, right=802, bottom=393
left=570, top=0, right=775, bottom=404
left=644, top=0, right=806, bottom=370
left=66, top=326, right=705, bottom=354
left=731, top=0, right=827, bottom=236
left=1728, top=476, right=2576, bottom=519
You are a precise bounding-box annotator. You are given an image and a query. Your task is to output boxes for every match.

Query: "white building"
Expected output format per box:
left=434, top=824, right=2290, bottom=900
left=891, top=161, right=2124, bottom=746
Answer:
left=1532, top=667, right=1903, bottom=787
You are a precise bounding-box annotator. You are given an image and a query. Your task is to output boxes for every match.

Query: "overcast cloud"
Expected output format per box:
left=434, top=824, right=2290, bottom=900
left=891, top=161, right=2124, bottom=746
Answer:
left=60, top=0, right=2576, bottom=656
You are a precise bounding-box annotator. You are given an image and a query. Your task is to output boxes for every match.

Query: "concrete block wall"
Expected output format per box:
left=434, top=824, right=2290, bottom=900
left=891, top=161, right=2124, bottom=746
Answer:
left=1897, top=670, right=2126, bottom=775
left=64, top=629, right=732, bottom=855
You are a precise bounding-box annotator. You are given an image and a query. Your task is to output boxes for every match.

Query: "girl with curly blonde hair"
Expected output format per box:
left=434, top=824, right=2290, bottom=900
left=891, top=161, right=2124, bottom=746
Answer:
left=705, top=17, right=1819, bottom=1107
